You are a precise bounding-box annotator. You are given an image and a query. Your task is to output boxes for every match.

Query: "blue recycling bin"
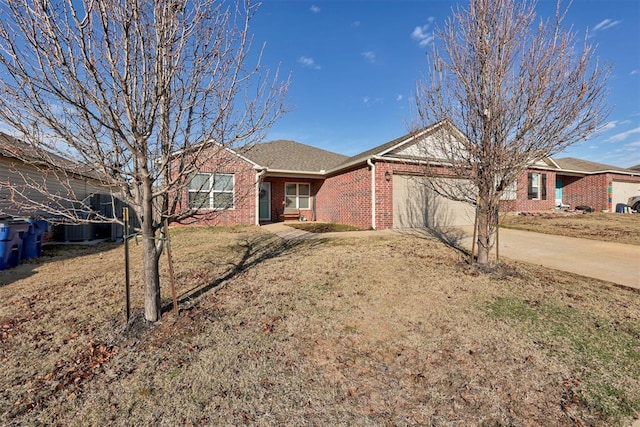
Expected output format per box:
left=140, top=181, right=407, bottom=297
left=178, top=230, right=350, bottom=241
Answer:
left=22, top=219, right=47, bottom=260
left=0, top=220, right=30, bottom=270
left=0, top=222, right=18, bottom=270
left=615, top=203, right=628, bottom=213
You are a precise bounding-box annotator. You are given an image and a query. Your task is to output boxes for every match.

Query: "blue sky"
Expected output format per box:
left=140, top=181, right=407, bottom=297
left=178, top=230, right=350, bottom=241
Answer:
left=250, top=0, right=640, bottom=167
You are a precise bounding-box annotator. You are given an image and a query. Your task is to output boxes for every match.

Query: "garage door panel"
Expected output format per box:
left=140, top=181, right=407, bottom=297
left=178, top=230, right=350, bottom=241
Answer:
left=393, top=175, right=476, bottom=228
left=612, top=181, right=640, bottom=208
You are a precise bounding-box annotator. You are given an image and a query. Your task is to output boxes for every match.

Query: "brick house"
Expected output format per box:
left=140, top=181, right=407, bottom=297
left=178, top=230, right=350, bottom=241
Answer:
left=500, top=157, right=640, bottom=213
left=180, top=121, right=640, bottom=230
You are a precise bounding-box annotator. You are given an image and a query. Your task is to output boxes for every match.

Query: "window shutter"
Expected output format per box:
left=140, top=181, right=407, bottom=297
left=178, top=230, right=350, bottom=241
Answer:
left=541, top=174, right=547, bottom=200
left=527, top=173, right=534, bottom=200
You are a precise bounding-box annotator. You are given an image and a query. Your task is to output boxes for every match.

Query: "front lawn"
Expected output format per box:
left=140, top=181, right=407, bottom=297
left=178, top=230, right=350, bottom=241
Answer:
left=286, top=222, right=365, bottom=233
left=1, top=226, right=638, bottom=425
left=501, top=212, right=640, bottom=245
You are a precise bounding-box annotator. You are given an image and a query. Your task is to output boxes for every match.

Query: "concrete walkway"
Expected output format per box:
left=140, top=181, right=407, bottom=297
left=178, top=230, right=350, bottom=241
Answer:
left=261, top=222, right=389, bottom=240
left=262, top=223, right=640, bottom=290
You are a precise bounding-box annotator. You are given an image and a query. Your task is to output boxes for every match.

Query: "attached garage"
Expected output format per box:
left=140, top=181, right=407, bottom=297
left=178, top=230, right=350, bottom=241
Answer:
left=611, top=181, right=640, bottom=209
left=392, top=174, right=476, bottom=228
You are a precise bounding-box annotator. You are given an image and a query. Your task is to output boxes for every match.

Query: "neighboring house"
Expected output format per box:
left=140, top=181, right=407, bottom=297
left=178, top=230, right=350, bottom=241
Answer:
left=500, top=157, right=640, bottom=213
left=0, top=133, right=123, bottom=241
left=161, top=121, right=640, bottom=230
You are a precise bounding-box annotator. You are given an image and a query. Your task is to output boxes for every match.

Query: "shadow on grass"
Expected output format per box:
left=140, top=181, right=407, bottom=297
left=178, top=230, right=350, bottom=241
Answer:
left=0, top=242, right=119, bottom=287
left=164, top=232, right=321, bottom=314
left=395, top=226, right=472, bottom=260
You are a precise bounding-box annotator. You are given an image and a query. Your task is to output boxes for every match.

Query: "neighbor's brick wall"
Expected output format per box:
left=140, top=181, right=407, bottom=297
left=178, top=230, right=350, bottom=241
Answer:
left=316, top=165, right=372, bottom=229
left=562, top=173, right=640, bottom=212
left=561, top=174, right=608, bottom=211
left=173, top=147, right=257, bottom=226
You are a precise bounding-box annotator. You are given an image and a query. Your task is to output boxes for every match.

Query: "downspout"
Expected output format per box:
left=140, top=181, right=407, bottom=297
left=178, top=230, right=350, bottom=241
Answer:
left=367, top=158, right=376, bottom=230
left=255, top=168, right=266, bottom=225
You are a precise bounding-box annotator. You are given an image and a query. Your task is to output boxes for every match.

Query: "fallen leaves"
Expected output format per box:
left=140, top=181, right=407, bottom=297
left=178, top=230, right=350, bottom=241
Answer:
left=21, top=341, right=119, bottom=412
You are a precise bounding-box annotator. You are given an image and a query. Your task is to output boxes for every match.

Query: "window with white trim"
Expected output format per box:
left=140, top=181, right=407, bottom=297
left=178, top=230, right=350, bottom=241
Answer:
left=188, top=173, right=234, bottom=209
left=527, top=173, right=547, bottom=200
left=285, top=183, right=310, bottom=209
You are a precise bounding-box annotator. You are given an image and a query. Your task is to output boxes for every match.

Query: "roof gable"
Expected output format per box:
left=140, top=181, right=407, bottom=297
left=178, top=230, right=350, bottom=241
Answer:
left=331, top=121, right=464, bottom=172
left=385, top=126, right=466, bottom=161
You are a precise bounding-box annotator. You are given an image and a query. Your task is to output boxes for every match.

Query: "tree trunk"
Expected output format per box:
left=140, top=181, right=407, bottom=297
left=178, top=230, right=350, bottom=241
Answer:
left=141, top=181, right=162, bottom=322
left=142, top=229, right=162, bottom=322
left=476, top=198, right=491, bottom=265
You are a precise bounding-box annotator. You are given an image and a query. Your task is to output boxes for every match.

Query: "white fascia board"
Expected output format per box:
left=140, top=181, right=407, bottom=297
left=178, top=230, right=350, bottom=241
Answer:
left=556, top=168, right=639, bottom=177
left=526, top=164, right=640, bottom=177
left=371, top=155, right=454, bottom=167
left=378, top=122, right=443, bottom=157
left=377, top=131, right=425, bottom=157
left=220, top=144, right=261, bottom=168
left=545, top=157, right=561, bottom=169
left=263, top=169, right=326, bottom=179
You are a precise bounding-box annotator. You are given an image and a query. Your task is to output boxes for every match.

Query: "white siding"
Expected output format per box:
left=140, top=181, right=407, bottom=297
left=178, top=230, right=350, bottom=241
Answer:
left=0, top=156, right=108, bottom=218
left=389, top=128, right=466, bottom=161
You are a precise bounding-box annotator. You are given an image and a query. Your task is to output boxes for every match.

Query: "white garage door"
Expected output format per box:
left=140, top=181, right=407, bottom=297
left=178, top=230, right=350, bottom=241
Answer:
left=392, top=175, right=476, bottom=228
left=612, top=181, right=640, bottom=208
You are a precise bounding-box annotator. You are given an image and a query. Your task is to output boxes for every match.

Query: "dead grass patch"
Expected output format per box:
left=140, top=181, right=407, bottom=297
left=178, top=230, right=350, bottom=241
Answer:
left=501, top=212, right=640, bottom=245
left=1, top=226, right=638, bottom=425
left=287, top=222, right=365, bottom=233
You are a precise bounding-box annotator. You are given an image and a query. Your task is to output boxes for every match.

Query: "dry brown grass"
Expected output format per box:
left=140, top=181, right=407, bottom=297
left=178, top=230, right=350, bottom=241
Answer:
left=501, top=212, right=640, bottom=245
left=1, top=226, right=639, bottom=425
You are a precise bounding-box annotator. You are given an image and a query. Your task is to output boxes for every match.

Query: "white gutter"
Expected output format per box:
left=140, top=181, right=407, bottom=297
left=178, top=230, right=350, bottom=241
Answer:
left=367, top=158, right=376, bottom=230
left=255, top=168, right=266, bottom=225
left=262, top=169, right=326, bottom=179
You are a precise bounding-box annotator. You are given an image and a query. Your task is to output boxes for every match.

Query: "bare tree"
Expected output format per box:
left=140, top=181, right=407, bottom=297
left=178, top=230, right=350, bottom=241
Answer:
left=413, top=0, right=609, bottom=265
left=0, top=0, right=288, bottom=321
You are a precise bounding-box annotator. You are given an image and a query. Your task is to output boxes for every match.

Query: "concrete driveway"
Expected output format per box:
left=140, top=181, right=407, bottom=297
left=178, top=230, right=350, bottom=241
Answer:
left=456, top=227, right=640, bottom=290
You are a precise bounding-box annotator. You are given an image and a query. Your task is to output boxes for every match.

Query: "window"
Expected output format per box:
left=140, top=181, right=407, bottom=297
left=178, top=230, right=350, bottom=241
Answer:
left=188, top=173, right=234, bottom=209
left=285, top=183, right=310, bottom=209
left=527, top=173, right=547, bottom=200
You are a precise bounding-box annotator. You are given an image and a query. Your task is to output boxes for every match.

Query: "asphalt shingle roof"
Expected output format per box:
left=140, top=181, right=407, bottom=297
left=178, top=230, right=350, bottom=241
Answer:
left=0, top=132, right=104, bottom=181
left=553, top=157, right=637, bottom=174
left=242, top=140, right=348, bottom=172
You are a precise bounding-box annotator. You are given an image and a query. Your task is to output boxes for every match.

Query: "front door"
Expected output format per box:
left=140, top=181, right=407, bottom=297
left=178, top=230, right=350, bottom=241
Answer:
left=555, top=177, right=563, bottom=206
left=259, top=182, right=271, bottom=221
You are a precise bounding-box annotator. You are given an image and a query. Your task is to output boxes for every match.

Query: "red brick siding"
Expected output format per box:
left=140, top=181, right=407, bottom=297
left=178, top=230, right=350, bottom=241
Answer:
left=375, top=163, right=394, bottom=229
left=561, top=174, right=608, bottom=211
left=561, top=173, right=640, bottom=212
left=316, top=166, right=372, bottom=229
left=173, top=147, right=257, bottom=226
